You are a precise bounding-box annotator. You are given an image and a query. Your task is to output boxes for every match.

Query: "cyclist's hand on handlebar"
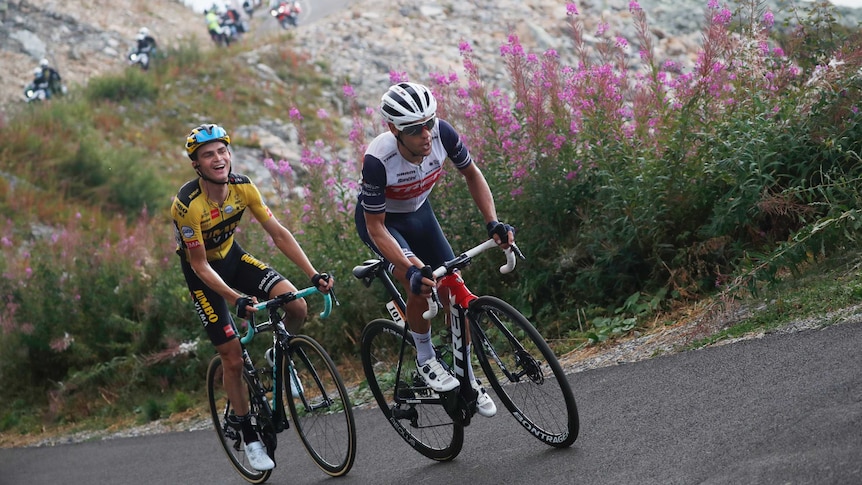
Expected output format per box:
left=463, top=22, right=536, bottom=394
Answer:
left=235, top=296, right=258, bottom=319
left=311, top=272, right=334, bottom=293
left=406, top=265, right=434, bottom=296
left=487, top=220, right=515, bottom=248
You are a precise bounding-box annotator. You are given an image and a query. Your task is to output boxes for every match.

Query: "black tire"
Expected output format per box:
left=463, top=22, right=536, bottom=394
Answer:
left=207, top=355, right=275, bottom=484
left=360, top=318, right=463, bottom=461
left=284, top=335, right=357, bottom=476
left=470, top=296, right=579, bottom=447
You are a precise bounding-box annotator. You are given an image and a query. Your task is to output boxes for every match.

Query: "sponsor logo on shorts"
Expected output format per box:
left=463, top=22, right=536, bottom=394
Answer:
left=193, top=289, right=219, bottom=324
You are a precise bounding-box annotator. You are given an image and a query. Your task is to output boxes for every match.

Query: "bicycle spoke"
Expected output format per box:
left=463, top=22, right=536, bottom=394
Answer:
left=206, top=356, right=273, bottom=484
left=360, top=319, right=463, bottom=461
left=285, top=336, right=356, bottom=477
left=471, top=296, right=579, bottom=448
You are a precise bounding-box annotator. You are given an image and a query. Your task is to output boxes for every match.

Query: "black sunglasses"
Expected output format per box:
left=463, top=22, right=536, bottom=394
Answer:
left=399, top=117, right=436, bottom=136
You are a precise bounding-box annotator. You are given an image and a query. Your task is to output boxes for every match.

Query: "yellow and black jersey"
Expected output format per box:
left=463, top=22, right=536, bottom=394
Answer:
left=171, top=174, right=273, bottom=261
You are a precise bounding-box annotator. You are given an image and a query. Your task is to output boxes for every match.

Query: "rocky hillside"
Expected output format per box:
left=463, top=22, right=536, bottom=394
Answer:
left=2, top=0, right=861, bottom=119
left=0, top=0, right=204, bottom=115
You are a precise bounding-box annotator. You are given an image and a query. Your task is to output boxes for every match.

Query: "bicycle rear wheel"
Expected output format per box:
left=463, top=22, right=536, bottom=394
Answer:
left=470, top=296, right=579, bottom=447
left=360, top=318, right=463, bottom=461
left=206, top=355, right=275, bottom=484
left=284, top=335, right=357, bottom=476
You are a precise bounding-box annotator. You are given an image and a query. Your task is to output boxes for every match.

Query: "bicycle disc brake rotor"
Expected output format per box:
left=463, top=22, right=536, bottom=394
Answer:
left=517, top=350, right=545, bottom=384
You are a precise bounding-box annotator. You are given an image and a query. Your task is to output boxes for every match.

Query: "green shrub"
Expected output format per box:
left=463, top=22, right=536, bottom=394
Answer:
left=85, top=69, right=158, bottom=102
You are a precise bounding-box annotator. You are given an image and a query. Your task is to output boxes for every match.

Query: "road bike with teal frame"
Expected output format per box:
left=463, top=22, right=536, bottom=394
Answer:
left=206, top=286, right=356, bottom=483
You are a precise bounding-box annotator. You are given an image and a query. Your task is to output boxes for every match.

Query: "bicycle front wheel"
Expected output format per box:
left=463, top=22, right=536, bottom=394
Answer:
left=206, top=355, right=274, bottom=484
left=470, top=296, right=579, bottom=447
left=360, top=318, right=463, bottom=461
left=284, top=335, right=356, bottom=477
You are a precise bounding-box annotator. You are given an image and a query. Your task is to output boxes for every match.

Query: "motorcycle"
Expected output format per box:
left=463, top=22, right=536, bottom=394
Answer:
left=271, top=1, right=301, bottom=29
left=24, top=82, right=48, bottom=103
left=128, top=47, right=153, bottom=70
left=209, top=23, right=236, bottom=47
left=218, top=10, right=247, bottom=43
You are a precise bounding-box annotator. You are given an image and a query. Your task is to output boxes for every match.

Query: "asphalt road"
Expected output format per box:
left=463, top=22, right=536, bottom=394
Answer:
left=2, top=320, right=860, bottom=485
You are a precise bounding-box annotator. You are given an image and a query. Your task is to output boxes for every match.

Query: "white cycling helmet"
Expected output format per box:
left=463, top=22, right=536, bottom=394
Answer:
left=39, top=58, right=49, bottom=68
left=380, top=82, right=437, bottom=128
left=139, top=27, right=150, bottom=36
left=34, top=67, right=43, bottom=76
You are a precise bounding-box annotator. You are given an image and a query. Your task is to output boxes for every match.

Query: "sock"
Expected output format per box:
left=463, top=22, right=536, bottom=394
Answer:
left=236, top=413, right=258, bottom=444
left=410, top=329, right=434, bottom=364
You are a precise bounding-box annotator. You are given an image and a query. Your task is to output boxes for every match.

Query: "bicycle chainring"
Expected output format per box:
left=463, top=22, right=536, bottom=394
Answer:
left=441, top=388, right=472, bottom=426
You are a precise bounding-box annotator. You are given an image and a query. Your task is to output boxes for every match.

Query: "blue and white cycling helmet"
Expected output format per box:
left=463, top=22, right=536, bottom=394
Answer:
left=185, top=123, right=230, bottom=159
left=380, top=82, right=437, bottom=129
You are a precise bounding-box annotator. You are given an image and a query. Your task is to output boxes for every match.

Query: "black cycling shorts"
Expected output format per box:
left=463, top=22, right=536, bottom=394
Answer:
left=179, top=244, right=286, bottom=346
left=355, top=200, right=456, bottom=270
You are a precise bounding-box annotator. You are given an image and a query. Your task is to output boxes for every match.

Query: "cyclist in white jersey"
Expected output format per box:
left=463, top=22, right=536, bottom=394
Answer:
left=355, top=82, right=515, bottom=418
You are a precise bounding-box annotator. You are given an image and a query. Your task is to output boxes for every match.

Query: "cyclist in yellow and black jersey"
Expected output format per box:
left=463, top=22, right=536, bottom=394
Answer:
left=171, top=123, right=333, bottom=472
left=173, top=171, right=271, bottom=260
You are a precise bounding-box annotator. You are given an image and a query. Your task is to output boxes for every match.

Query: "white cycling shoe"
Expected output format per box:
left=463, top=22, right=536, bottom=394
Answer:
left=472, top=379, right=497, bottom=417
left=245, top=440, right=275, bottom=471
left=416, top=357, right=459, bottom=392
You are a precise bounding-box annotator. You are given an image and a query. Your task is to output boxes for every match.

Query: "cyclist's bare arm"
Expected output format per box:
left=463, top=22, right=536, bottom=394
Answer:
left=460, top=164, right=514, bottom=248
left=259, top=217, right=331, bottom=290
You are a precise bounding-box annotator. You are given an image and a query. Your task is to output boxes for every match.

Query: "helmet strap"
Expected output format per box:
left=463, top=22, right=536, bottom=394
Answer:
left=196, top=168, right=231, bottom=185
left=395, top=133, right=424, bottom=163
left=193, top=161, right=231, bottom=186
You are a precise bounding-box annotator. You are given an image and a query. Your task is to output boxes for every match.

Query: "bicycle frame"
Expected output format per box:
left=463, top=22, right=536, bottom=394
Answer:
left=238, top=287, right=333, bottom=430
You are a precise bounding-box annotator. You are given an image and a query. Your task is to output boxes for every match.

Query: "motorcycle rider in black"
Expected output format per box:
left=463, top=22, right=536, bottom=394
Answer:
left=136, top=27, right=157, bottom=53
left=38, top=59, right=62, bottom=97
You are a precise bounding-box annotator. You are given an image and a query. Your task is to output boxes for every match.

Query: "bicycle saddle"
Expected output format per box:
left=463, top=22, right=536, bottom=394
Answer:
left=352, top=259, right=387, bottom=287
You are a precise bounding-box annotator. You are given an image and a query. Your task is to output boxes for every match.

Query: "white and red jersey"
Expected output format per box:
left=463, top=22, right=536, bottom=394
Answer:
left=358, top=119, right=473, bottom=214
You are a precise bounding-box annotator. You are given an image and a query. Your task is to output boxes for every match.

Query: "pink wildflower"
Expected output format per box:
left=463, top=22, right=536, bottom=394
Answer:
left=389, top=71, right=409, bottom=83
